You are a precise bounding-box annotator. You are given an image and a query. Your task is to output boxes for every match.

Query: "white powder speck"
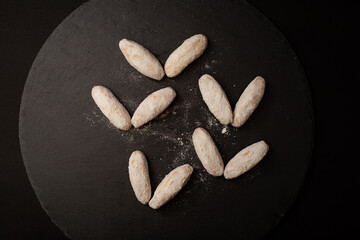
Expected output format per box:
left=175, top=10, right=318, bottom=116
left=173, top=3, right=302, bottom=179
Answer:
left=221, top=126, right=231, bottom=135
left=207, top=115, right=219, bottom=128
left=83, top=113, right=96, bottom=127
left=177, top=138, right=184, bottom=145
left=129, top=135, right=134, bottom=141
left=194, top=169, right=212, bottom=193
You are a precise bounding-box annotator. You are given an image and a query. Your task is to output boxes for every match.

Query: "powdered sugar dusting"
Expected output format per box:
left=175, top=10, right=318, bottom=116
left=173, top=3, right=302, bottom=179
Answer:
left=84, top=71, right=237, bottom=207
left=83, top=107, right=119, bottom=130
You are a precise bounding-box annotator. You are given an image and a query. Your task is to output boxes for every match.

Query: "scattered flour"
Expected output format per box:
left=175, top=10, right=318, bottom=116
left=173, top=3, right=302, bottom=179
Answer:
left=120, top=97, right=138, bottom=111
left=201, top=59, right=218, bottom=72
left=84, top=75, right=242, bottom=206
left=128, top=71, right=143, bottom=82
left=83, top=112, right=95, bottom=127
left=177, top=138, right=184, bottom=145
left=83, top=107, right=118, bottom=129
left=221, top=125, right=231, bottom=135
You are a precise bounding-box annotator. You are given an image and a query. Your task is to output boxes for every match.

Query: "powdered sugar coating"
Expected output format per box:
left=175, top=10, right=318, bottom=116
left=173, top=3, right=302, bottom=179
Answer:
left=91, top=86, right=131, bottom=130
left=149, top=164, right=193, bottom=209
left=119, top=39, right=165, bottom=80
left=165, top=34, right=207, bottom=78
left=192, top=127, right=224, bottom=176
left=198, top=74, right=233, bottom=125
left=224, top=140, right=269, bottom=179
left=232, top=76, right=265, bottom=128
left=131, top=87, right=176, bottom=128
left=128, top=151, right=151, bottom=204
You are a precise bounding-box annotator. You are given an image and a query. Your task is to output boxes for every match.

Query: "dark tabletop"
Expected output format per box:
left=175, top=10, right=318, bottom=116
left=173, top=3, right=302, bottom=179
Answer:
left=0, top=0, right=358, bottom=239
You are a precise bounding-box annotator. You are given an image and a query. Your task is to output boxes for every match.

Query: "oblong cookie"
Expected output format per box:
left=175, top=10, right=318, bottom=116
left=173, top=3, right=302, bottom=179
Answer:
left=165, top=34, right=207, bottom=78
left=199, top=74, right=233, bottom=125
left=232, top=76, right=265, bottom=128
left=131, top=87, right=176, bottom=128
left=119, top=39, right=165, bottom=80
left=192, top=127, right=224, bottom=176
left=149, top=164, right=193, bottom=209
left=128, top=151, right=152, bottom=204
left=224, top=140, right=269, bottom=179
left=91, top=86, right=131, bottom=130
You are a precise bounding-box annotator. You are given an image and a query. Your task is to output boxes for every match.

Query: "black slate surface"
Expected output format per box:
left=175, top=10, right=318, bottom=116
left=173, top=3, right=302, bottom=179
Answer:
left=19, top=0, right=314, bottom=239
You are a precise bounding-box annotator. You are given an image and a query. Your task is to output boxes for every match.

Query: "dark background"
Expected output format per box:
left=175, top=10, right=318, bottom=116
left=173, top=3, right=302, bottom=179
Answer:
left=0, top=0, right=358, bottom=239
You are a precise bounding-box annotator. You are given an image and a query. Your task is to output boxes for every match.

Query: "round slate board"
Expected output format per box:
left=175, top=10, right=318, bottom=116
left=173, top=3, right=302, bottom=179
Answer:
left=19, top=0, right=314, bottom=239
